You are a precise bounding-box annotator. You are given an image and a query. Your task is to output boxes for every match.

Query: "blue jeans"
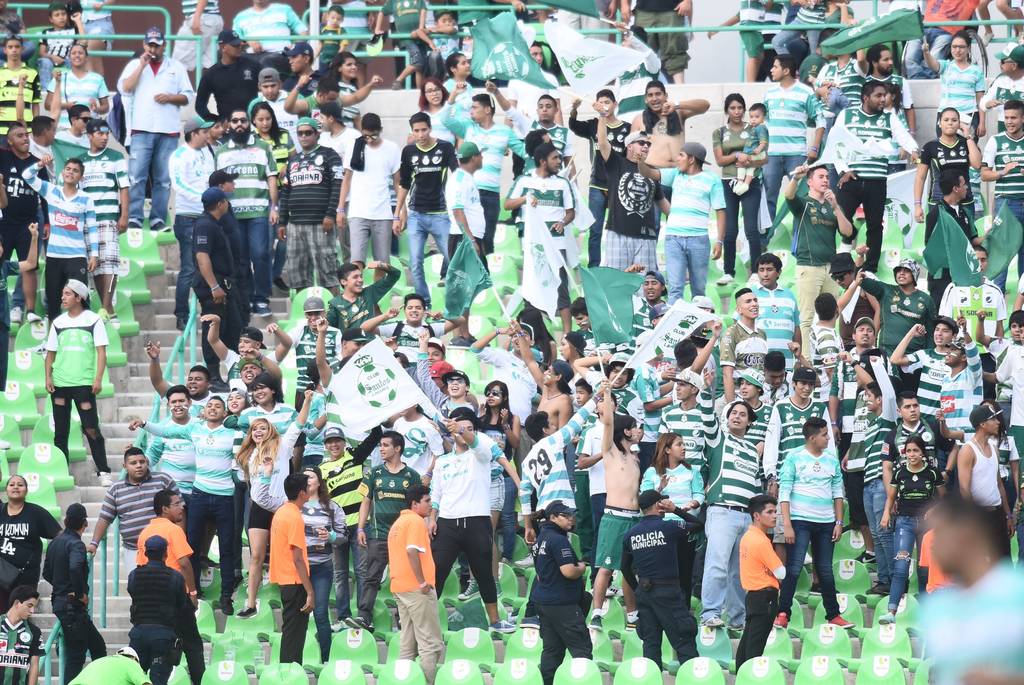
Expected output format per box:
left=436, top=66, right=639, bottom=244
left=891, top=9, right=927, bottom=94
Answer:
left=863, top=478, right=893, bottom=586
left=665, top=235, right=710, bottom=302
left=779, top=520, right=841, bottom=619
left=36, top=57, right=54, bottom=96
left=499, top=474, right=517, bottom=561
left=174, top=215, right=199, bottom=320
left=771, top=29, right=818, bottom=61
left=993, top=197, right=1024, bottom=290
left=235, top=216, right=272, bottom=306
left=763, top=155, right=805, bottom=222
left=333, top=537, right=365, bottom=620
left=587, top=187, right=608, bottom=266
left=904, top=29, right=952, bottom=79
left=700, top=506, right=748, bottom=625
left=888, top=514, right=922, bottom=612
left=128, top=131, right=176, bottom=229
left=185, top=489, right=236, bottom=602
left=310, top=560, right=334, bottom=662
left=408, top=211, right=450, bottom=307
left=129, top=624, right=176, bottom=685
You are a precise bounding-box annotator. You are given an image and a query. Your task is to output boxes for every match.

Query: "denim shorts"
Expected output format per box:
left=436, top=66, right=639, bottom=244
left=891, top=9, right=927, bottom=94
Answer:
left=85, top=16, right=114, bottom=49
left=490, top=475, right=504, bottom=511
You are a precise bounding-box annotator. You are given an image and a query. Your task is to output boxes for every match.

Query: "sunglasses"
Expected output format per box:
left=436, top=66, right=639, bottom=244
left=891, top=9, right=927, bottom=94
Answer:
left=633, top=140, right=651, bottom=147
left=363, top=132, right=380, bottom=140
left=485, top=389, right=504, bottom=397
left=230, top=117, right=249, bottom=124
left=297, top=129, right=317, bottom=136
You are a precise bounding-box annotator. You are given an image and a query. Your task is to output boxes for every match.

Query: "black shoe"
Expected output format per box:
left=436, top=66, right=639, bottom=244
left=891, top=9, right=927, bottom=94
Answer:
left=273, top=277, right=289, bottom=292
left=210, top=379, right=230, bottom=393
left=176, top=316, right=186, bottom=331
left=863, top=551, right=876, bottom=563
left=344, top=616, right=373, bottom=632
left=868, top=583, right=890, bottom=595
left=237, top=606, right=257, bottom=618
left=220, top=598, right=234, bottom=615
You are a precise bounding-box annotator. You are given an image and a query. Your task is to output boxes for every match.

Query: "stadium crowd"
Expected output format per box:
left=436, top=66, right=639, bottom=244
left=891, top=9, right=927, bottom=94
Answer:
left=0, top=1, right=1021, bottom=685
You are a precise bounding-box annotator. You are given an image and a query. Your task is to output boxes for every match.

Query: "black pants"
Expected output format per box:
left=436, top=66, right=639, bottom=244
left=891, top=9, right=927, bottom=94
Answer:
left=735, top=587, right=779, bottom=668
left=45, top=257, right=87, bottom=321
left=53, top=599, right=107, bottom=685
left=179, top=604, right=206, bottom=685
left=537, top=603, right=592, bottom=685
left=279, top=584, right=310, bottom=664
left=722, top=178, right=763, bottom=276
left=635, top=583, right=698, bottom=670
left=52, top=385, right=108, bottom=473
left=357, top=538, right=389, bottom=622
left=197, top=283, right=242, bottom=381
left=836, top=177, right=887, bottom=273
left=128, top=624, right=176, bottom=685
left=676, top=535, right=698, bottom=609
left=432, top=517, right=497, bottom=604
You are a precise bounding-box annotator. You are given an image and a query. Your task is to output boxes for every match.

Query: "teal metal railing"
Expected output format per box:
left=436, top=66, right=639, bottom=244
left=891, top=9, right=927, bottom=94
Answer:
left=40, top=622, right=63, bottom=685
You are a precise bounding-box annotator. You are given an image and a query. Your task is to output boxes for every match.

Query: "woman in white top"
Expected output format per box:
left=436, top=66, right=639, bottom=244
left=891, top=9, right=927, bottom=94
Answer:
left=956, top=403, right=1013, bottom=558
left=417, top=78, right=454, bottom=144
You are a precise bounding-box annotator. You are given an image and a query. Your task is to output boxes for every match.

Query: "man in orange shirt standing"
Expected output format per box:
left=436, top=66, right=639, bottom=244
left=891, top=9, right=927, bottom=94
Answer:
left=270, top=473, right=314, bottom=665
left=735, top=495, right=786, bottom=667
left=387, top=484, right=443, bottom=684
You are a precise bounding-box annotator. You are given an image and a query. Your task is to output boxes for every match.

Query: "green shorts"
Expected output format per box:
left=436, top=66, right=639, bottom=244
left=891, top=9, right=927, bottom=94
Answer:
left=594, top=509, right=641, bottom=570
left=740, top=25, right=768, bottom=58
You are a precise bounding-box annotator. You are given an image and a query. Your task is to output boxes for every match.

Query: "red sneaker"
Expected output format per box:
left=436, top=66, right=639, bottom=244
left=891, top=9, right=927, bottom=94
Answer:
left=773, top=613, right=788, bottom=628
left=829, top=616, right=855, bottom=630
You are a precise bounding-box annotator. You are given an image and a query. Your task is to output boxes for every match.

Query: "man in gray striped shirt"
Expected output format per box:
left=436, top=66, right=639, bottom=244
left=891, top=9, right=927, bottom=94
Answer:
left=87, top=447, right=179, bottom=579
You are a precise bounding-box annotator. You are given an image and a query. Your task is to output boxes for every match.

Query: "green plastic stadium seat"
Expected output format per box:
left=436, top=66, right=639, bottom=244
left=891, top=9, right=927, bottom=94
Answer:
left=13, top=320, right=47, bottom=352
left=812, top=594, right=864, bottom=629
left=6, top=350, right=47, bottom=397
left=16, top=444, right=73, bottom=490
left=492, top=224, right=522, bottom=256
left=21, top=471, right=60, bottom=518
left=120, top=227, right=165, bottom=275
left=553, top=659, right=602, bottom=685
left=853, top=656, right=907, bottom=685
left=760, top=626, right=794, bottom=666
left=103, top=324, right=128, bottom=367
left=374, top=600, right=398, bottom=637
left=858, top=624, right=914, bottom=667
left=0, top=415, right=23, bottom=453
left=734, top=657, right=786, bottom=685
left=327, top=628, right=379, bottom=671
left=198, top=567, right=222, bottom=601
left=200, top=661, right=251, bottom=685
left=110, top=295, right=141, bottom=337
left=376, top=660, right=426, bottom=685
left=675, top=658, right=726, bottom=685
left=912, top=660, right=930, bottom=685
left=209, top=631, right=263, bottom=672
left=435, top=660, right=485, bottom=685
left=167, top=665, right=192, bottom=685
left=793, top=656, right=846, bottom=685
left=115, top=258, right=153, bottom=305
left=493, top=659, right=543, bottom=685
left=612, top=658, right=662, bottom=685
left=486, top=253, right=521, bottom=293
left=257, top=662, right=308, bottom=685
left=0, top=380, right=40, bottom=428
left=444, top=628, right=496, bottom=668
left=800, top=623, right=853, bottom=663
left=833, top=559, right=872, bottom=597
left=504, top=627, right=542, bottom=664
left=265, top=632, right=323, bottom=674
left=587, top=598, right=624, bottom=635
left=231, top=578, right=282, bottom=609
left=223, top=598, right=276, bottom=638
left=696, top=626, right=733, bottom=668
left=31, top=413, right=86, bottom=462
left=155, top=227, right=177, bottom=246
left=195, top=600, right=216, bottom=641
left=590, top=630, right=617, bottom=672
left=835, top=529, right=868, bottom=561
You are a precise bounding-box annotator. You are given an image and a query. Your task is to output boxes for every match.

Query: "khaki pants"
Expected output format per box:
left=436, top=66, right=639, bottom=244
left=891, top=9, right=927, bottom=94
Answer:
left=395, top=590, right=444, bottom=683
left=795, top=264, right=840, bottom=346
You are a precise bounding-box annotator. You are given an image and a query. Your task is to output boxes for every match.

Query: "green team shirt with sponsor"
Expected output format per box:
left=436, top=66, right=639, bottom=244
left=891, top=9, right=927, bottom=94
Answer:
left=745, top=399, right=772, bottom=448
left=983, top=132, right=1024, bottom=198
left=287, top=324, right=342, bottom=390
left=359, top=464, right=421, bottom=539
left=837, top=107, right=898, bottom=179
left=81, top=147, right=128, bottom=224
left=214, top=136, right=278, bottom=219
left=43, top=310, right=108, bottom=388
left=0, top=616, right=42, bottom=685
left=817, top=58, right=865, bottom=100
left=901, top=348, right=947, bottom=417
left=860, top=279, right=936, bottom=355
left=704, top=426, right=763, bottom=508
left=660, top=388, right=716, bottom=475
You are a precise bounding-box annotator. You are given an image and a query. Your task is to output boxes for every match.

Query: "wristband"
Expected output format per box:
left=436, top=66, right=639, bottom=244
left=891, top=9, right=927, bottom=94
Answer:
left=329, top=531, right=337, bottom=542
left=357, top=528, right=364, bottom=533
left=211, top=284, right=222, bottom=292
left=336, top=208, right=346, bottom=214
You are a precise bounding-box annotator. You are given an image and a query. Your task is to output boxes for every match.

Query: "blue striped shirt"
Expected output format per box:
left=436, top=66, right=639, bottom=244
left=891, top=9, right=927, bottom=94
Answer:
left=22, top=163, right=97, bottom=259
left=941, top=342, right=983, bottom=439
left=519, top=401, right=595, bottom=514
left=661, top=168, right=725, bottom=237
left=753, top=284, right=800, bottom=369
left=145, top=420, right=239, bottom=497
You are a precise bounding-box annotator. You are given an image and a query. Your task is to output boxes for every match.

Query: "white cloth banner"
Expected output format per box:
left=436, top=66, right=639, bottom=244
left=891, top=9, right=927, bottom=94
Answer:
left=886, top=168, right=918, bottom=248
left=627, top=300, right=719, bottom=368
left=544, top=20, right=646, bottom=95
left=522, top=205, right=570, bottom=318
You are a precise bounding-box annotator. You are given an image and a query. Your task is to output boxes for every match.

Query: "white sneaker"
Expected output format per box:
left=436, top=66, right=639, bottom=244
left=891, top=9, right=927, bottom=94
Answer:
left=331, top=621, right=345, bottom=632
left=9, top=307, right=21, bottom=324
left=25, top=312, right=42, bottom=323
left=605, top=585, right=622, bottom=598
left=98, top=472, right=113, bottom=487
left=514, top=556, right=534, bottom=568
left=715, top=274, right=734, bottom=286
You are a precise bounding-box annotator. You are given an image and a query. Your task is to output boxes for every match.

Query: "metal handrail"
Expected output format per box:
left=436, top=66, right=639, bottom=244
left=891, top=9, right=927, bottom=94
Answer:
left=11, top=3, right=172, bottom=37
left=40, top=621, right=63, bottom=685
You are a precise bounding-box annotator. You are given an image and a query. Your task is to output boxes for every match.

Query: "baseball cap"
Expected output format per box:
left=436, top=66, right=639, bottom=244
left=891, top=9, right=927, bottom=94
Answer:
left=284, top=41, right=314, bottom=58
left=1011, top=44, right=1024, bottom=67
left=624, top=131, right=649, bottom=147
left=459, top=141, right=481, bottom=160
left=644, top=270, right=666, bottom=287
left=799, top=54, right=827, bottom=83
left=692, top=295, right=716, bottom=312
left=182, top=115, right=211, bottom=135
left=969, top=404, right=1002, bottom=429
left=85, top=118, right=111, bottom=134
left=239, top=326, right=267, bottom=348
left=429, top=360, right=454, bottom=378
left=638, top=489, right=668, bottom=511
left=303, top=296, right=326, bottom=313
left=608, top=351, right=631, bottom=367
left=427, top=337, right=446, bottom=354
left=545, top=501, right=576, bottom=518
left=550, top=359, right=573, bottom=384
left=144, top=26, right=164, bottom=45
left=649, top=302, right=669, bottom=321
left=735, top=368, right=764, bottom=390
left=829, top=252, right=856, bottom=276
left=258, top=67, right=281, bottom=84
left=201, top=187, right=227, bottom=208
left=442, top=369, right=470, bottom=385
left=209, top=169, right=239, bottom=187
left=677, top=368, right=705, bottom=391
left=116, top=647, right=140, bottom=662
left=144, top=535, right=168, bottom=556
left=323, top=426, right=345, bottom=441
left=447, top=406, right=479, bottom=428
left=934, top=315, right=959, bottom=335
left=792, top=366, right=817, bottom=384
left=682, top=142, right=707, bottom=165
left=65, top=279, right=89, bottom=301
left=238, top=357, right=264, bottom=371
left=853, top=316, right=876, bottom=332
left=217, top=29, right=242, bottom=46
left=296, top=116, right=321, bottom=131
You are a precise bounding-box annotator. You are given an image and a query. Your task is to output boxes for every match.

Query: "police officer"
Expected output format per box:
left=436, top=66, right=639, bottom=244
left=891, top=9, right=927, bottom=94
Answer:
left=532, top=501, right=591, bottom=685
left=622, top=489, right=702, bottom=670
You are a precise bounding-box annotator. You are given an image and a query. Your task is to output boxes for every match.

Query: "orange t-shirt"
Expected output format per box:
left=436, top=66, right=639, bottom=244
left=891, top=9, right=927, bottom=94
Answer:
left=387, top=509, right=435, bottom=594
left=135, top=517, right=194, bottom=573
left=739, top=525, right=783, bottom=591
left=918, top=529, right=951, bottom=593
left=269, top=501, right=308, bottom=585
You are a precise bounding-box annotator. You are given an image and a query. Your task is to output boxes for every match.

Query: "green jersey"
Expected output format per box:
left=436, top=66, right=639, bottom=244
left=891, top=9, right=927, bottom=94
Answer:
left=787, top=193, right=843, bottom=267
left=0, top=616, right=42, bottom=685
left=44, top=310, right=108, bottom=388
left=286, top=324, right=342, bottom=390
left=214, top=135, right=278, bottom=219
left=704, top=425, right=763, bottom=508
left=860, top=279, right=936, bottom=355
left=900, top=348, right=947, bottom=417
left=326, top=266, right=400, bottom=331
left=360, top=463, right=422, bottom=539
left=660, top=389, right=716, bottom=474
left=743, top=399, right=772, bottom=448
left=983, top=132, right=1024, bottom=198
left=81, top=146, right=128, bottom=225
left=817, top=58, right=865, bottom=100
left=764, top=396, right=830, bottom=478
left=837, top=107, right=909, bottom=179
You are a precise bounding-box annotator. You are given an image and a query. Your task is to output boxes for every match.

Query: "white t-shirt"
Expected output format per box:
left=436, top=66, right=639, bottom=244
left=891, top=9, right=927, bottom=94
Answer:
left=580, top=423, right=606, bottom=496
left=393, top=415, right=444, bottom=476
left=940, top=279, right=1006, bottom=340
left=445, top=167, right=485, bottom=239
left=508, top=170, right=575, bottom=249
left=345, top=139, right=401, bottom=220
left=319, top=127, right=361, bottom=167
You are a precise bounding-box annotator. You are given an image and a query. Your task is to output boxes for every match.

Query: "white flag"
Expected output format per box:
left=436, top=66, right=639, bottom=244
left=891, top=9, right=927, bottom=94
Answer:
left=885, top=169, right=918, bottom=248
left=327, top=338, right=441, bottom=434
left=626, top=300, right=719, bottom=368
left=544, top=20, right=645, bottom=95
left=522, top=206, right=569, bottom=319
left=818, top=123, right=895, bottom=169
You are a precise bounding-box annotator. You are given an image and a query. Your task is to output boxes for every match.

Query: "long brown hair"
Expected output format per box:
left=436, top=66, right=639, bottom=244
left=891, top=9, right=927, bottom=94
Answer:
left=652, top=432, right=688, bottom=475
left=236, top=418, right=282, bottom=479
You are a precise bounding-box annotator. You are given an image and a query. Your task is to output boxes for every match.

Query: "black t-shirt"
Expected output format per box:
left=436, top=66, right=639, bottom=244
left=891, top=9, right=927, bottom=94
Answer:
left=192, top=212, right=235, bottom=296
left=0, top=151, right=44, bottom=228
left=531, top=522, right=582, bottom=604
left=568, top=116, right=629, bottom=189
left=919, top=137, right=974, bottom=205
left=635, top=0, right=678, bottom=11
left=888, top=464, right=943, bottom=517
left=604, top=151, right=663, bottom=240
left=0, top=503, right=60, bottom=573
left=399, top=140, right=458, bottom=213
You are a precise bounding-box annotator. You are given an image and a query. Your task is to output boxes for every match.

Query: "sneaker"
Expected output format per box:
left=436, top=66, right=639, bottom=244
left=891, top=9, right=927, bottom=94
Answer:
left=514, top=556, right=534, bottom=568
left=605, top=585, right=622, bottom=598
left=489, top=619, right=516, bottom=634
left=25, top=311, right=42, bottom=324
left=877, top=611, right=896, bottom=625
left=236, top=606, right=257, bottom=618
left=331, top=621, right=345, bottom=632
left=519, top=615, right=540, bottom=629
left=868, top=583, right=890, bottom=596
left=98, top=472, right=113, bottom=487
left=588, top=613, right=604, bottom=630
left=152, top=222, right=172, bottom=233
left=701, top=616, right=724, bottom=628
left=728, top=624, right=745, bottom=633
left=220, top=598, right=234, bottom=616
left=458, top=579, right=480, bottom=600
left=97, top=308, right=110, bottom=322
left=449, top=336, right=476, bottom=348
left=715, top=273, right=735, bottom=286
left=828, top=616, right=854, bottom=630
left=625, top=611, right=638, bottom=631
left=176, top=316, right=187, bottom=331
left=773, top=613, right=788, bottom=628
left=9, top=307, right=21, bottom=324
left=863, top=551, right=876, bottom=564
left=344, top=616, right=373, bottom=632
left=733, top=181, right=749, bottom=196
left=252, top=302, right=272, bottom=318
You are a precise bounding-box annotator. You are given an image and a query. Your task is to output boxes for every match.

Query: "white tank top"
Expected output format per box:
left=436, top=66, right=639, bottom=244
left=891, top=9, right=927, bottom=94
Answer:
left=969, top=439, right=1002, bottom=507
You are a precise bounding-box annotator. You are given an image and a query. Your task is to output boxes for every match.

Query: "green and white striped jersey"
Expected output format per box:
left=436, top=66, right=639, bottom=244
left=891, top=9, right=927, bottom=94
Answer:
left=705, top=424, right=763, bottom=508
left=983, top=132, right=1024, bottom=198
left=816, top=58, right=865, bottom=100
left=900, top=348, right=947, bottom=417
left=81, top=146, right=128, bottom=225
left=214, top=135, right=278, bottom=219
left=835, top=107, right=915, bottom=179
left=660, top=388, right=716, bottom=472
left=764, top=81, right=824, bottom=157
left=149, top=420, right=239, bottom=497
left=763, top=396, right=831, bottom=477
left=286, top=324, right=343, bottom=391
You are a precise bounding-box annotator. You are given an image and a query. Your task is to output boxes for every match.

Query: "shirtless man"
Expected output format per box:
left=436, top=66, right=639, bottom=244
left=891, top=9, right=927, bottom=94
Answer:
left=630, top=80, right=710, bottom=168
left=589, top=379, right=644, bottom=630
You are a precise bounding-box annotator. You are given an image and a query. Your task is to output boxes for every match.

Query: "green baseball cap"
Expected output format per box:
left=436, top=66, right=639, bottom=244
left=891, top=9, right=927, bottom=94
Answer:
left=296, top=116, right=320, bottom=131
left=458, top=142, right=481, bottom=160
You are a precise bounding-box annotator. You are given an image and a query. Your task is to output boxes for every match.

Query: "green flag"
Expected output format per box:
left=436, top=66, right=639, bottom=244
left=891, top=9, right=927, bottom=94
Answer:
left=820, top=9, right=923, bottom=56
left=766, top=180, right=807, bottom=252
left=579, top=266, right=643, bottom=345
left=471, top=12, right=554, bottom=89
left=923, top=210, right=982, bottom=287
left=982, top=202, right=1024, bottom=278
left=444, top=239, right=492, bottom=319
left=52, top=138, right=89, bottom=175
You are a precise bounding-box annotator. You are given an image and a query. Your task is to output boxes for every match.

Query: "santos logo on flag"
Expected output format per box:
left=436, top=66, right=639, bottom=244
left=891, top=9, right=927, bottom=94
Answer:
left=481, top=42, right=533, bottom=81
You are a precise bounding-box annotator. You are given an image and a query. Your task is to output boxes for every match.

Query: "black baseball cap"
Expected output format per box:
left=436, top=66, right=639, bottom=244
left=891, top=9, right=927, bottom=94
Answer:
left=217, top=29, right=242, bottom=46
left=239, top=326, right=266, bottom=348
left=829, top=252, right=856, bottom=276
left=638, top=489, right=668, bottom=511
